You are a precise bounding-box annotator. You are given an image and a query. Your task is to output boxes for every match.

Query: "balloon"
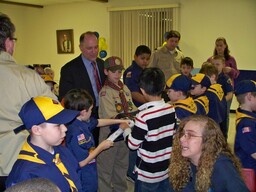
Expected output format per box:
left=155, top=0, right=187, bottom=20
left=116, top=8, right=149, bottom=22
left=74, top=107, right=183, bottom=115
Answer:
left=99, top=50, right=107, bottom=58
left=164, top=31, right=169, bottom=39
left=94, top=31, right=99, bottom=39
left=99, top=37, right=107, bottom=51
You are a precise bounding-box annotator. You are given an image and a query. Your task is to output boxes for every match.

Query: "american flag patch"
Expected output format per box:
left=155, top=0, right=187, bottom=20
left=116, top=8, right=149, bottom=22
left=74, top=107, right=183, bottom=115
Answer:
left=77, top=133, right=85, bottom=141
left=126, top=72, right=132, bottom=78
left=242, top=127, right=251, bottom=133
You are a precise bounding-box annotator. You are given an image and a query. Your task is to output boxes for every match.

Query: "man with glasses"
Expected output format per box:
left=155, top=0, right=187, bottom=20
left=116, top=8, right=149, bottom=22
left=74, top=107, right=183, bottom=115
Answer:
left=0, top=13, right=56, bottom=191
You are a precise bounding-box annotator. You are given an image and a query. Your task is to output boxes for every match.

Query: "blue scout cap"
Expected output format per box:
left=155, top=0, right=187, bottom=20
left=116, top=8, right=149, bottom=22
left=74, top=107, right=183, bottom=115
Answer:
left=14, top=96, right=79, bottom=133
left=235, top=80, right=256, bottom=96
left=166, top=74, right=192, bottom=92
left=191, top=73, right=211, bottom=88
left=104, top=56, right=124, bottom=71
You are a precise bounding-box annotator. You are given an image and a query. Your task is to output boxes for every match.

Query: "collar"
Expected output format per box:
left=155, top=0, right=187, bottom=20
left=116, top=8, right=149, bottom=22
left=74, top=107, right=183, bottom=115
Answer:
left=218, top=72, right=225, bottom=77
left=81, top=54, right=93, bottom=66
left=236, top=107, right=256, bottom=125
left=131, top=60, right=143, bottom=70
left=18, top=136, right=58, bottom=164
left=161, top=46, right=178, bottom=54
left=138, top=99, right=165, bottom=111
left=0, top=51, right=16, bottom=64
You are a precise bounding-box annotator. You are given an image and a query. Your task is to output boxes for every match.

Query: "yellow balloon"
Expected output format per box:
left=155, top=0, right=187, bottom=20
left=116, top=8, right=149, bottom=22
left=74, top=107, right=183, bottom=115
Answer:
left=99, top=37, right=107, bottom=51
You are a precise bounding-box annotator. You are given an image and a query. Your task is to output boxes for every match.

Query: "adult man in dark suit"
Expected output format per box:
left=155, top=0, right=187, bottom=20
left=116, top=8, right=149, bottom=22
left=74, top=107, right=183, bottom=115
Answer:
left=59, top=31, right=106, bottom=145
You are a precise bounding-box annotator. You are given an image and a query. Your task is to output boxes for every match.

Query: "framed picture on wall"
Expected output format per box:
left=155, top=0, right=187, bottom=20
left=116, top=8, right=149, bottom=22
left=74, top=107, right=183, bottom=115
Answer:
left=56, top=29, right=74, bottom=54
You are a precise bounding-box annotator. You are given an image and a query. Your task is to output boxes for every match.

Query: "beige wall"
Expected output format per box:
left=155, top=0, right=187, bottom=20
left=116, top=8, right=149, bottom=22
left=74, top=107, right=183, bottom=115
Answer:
left=1, top=1, right=109, bottom=82
left=1, top=0, right=256, bottom=87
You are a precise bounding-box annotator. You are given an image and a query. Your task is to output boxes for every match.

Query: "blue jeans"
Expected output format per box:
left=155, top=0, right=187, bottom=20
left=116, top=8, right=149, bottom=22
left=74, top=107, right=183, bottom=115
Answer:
left=134, top=178, right=171, bottom=192
left=127, top=150, right=137, bottom=181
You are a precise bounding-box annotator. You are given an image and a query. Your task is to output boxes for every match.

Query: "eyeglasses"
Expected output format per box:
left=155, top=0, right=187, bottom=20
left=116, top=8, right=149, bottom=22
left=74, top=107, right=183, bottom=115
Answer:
left=180, top=132, right=203, bottom=140
left=10, top=37, right=17, bottom=42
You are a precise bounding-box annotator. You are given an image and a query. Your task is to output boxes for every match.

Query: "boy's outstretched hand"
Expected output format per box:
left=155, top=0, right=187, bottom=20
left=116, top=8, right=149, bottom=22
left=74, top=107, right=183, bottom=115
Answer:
left=119, top=122, right=130, bottom=130
left=99, top=140, right=114, bottom=151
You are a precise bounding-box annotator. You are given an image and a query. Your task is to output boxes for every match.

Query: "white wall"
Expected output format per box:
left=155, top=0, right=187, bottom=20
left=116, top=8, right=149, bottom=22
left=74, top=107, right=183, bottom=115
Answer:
left=1, top=0, right=256, bottom=84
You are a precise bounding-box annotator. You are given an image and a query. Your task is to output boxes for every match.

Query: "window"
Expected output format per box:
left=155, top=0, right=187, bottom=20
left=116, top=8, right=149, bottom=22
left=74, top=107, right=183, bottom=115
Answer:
left=109, top=5, right=179, bottom=68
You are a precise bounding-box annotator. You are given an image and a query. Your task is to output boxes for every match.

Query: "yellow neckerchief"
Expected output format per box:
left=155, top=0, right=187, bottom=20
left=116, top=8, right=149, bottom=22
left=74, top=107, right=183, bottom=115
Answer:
left=173, top=97, right=197, bottom=114
left=236, top=109, right=256, bottom=126
left=18, top=141, right=78, bottom=192
left=207, top=84, right=224, bottom=101
left=18, top=140, right=45, bottom=164
left=194, top=95, right=209, bottom=114
left=53, top=153, right=78, bottom=192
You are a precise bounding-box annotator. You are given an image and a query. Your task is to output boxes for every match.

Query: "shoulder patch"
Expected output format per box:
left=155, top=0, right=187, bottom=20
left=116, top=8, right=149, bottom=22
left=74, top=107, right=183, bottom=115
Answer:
left=242, top=127, right=251, bottom=133
left=126, top=71, right=132, bottom=78
left=227, top=78, right=232, bottom=85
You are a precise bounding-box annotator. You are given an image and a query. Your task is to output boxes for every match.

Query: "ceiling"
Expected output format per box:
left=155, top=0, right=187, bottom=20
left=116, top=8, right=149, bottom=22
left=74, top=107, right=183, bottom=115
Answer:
left=0, top=0, right=108, bottom=7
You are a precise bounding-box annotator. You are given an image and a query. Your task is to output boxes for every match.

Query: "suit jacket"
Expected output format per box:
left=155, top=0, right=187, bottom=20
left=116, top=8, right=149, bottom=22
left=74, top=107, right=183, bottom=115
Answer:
left=59, top=54, right=106, bottom=114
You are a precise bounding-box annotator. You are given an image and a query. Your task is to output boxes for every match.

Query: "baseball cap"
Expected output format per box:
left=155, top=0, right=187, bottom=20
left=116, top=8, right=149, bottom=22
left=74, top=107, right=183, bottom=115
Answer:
left=191, top=73, right=211, bottom=88
left=41, top=74, right=56, bottom=84
left=235, top=80, right=256, bottom=96
left=104, top=56, right=124, bottom=71
left=166, top=74, right=192, bottom=92
left=14, top=96, right=79, bottom=134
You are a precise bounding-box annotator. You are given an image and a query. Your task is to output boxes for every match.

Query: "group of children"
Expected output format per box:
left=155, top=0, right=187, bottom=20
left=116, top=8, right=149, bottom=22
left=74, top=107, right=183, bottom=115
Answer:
left=4, top=43, right=256, bottom=192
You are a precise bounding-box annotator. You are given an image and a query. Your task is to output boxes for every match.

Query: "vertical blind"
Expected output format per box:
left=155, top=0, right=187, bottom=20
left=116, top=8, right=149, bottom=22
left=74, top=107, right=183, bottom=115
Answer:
left=109, top=6, right=179, bottom=68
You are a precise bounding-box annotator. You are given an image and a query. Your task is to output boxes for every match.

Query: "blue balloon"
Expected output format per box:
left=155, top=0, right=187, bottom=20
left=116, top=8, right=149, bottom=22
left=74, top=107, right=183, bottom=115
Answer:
left=99, top=50, right=107, bottom=58
left=94, top=31, right=100, bottom=39
left=164, top=31, right=169, bottom=39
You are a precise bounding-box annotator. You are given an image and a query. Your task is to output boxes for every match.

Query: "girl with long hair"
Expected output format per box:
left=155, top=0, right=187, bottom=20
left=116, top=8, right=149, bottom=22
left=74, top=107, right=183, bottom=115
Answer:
left=169, top=115, right=249, bottom=192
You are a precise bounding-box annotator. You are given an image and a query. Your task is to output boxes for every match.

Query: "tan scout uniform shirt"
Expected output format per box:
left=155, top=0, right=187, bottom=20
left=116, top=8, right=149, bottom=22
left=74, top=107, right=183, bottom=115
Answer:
left=150, top=46, right=184, bottom=81
left=98, top=83, right=137, bottom=139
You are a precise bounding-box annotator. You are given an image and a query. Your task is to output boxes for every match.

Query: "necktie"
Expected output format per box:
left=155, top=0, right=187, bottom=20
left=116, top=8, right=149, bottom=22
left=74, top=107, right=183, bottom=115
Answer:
left=91, top=62, right=102, bottom=92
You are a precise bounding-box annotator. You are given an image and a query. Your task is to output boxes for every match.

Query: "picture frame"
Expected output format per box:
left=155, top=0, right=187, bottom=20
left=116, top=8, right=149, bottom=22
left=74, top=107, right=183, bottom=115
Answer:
left=56, top=29, right=74, bottom=54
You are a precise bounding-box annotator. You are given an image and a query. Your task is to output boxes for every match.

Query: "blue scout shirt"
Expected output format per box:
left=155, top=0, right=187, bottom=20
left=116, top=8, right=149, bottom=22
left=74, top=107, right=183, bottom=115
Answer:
left=169, top=154, right=249, bottom=192
left=217, top=72, right=233, bottom=96
left=66, top=118, right=98, bottom=192
left=193, top=95, right=209, bottom=115
left=123, top=61, right=143, bottom=107
left=205, top=84, right=227, bottom=124
left=6, top=136, right=82, bottom=192
left=235, top=108, right=256, bottom=172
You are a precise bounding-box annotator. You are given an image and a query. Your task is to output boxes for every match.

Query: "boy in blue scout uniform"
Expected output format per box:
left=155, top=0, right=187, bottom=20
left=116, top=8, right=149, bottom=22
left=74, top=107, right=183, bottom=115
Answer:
left=211, top=55, right=234, bottom=132
left=123, top=45, right=151, bottom=182
left=190, top=73, right=210, bottom=116
left=211, top=56, right=233, bottom=102
left=97, top=56, right=137, bottom=192
left=123, top=45, right=151, bottom=107
left=63, top=89, right=130, bottom=192
left=6, top=96, right=82, bottom=192
left=199, top=62, right=228, bottom=139
left=234, top=80, right=256, bottom=173
left=166, top=74, right=197, bottom=121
